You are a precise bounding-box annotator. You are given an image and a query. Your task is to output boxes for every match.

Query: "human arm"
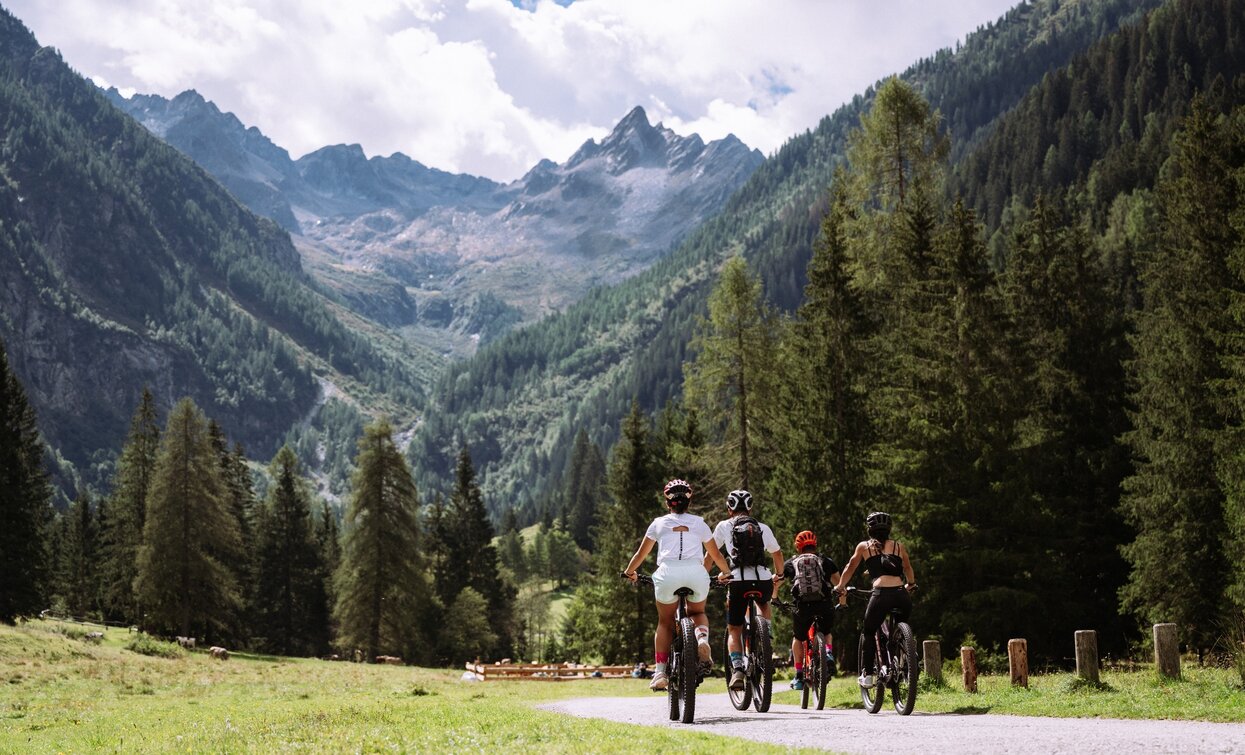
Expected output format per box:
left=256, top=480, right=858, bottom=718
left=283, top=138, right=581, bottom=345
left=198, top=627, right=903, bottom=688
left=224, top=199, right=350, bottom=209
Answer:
left=623, top=537, right=656, bottom=581
left=898, top=541, right=917, bottom=591
left=829, top=570, right=847, bottom=606
left=835, top=543, right=865, bottom=594
left=770, top=549, right=785, bottom=598
left=704, top=538, right=732, bottom=582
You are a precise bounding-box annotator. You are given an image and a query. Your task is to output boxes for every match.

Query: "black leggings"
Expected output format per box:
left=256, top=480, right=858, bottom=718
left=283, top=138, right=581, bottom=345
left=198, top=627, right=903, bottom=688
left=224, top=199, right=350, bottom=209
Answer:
left=860, top=587, right=912, bottom=672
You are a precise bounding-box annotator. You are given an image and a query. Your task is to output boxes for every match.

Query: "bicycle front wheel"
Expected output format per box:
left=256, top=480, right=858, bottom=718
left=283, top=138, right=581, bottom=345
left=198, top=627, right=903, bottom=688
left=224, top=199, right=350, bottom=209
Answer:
left=751, top=614, right=773, bottom=712
left=679, top=617, right=698, bottom=723
left=891, top=621, right=919, bottom=715
left=858, top=632, right=884, bottom=714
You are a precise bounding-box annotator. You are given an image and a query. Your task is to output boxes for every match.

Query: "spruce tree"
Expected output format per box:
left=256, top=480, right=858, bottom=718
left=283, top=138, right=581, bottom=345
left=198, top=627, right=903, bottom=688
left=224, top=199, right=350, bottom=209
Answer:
left=768, top=179, right=872, bottom=557
left=59, top=492, right=99, bottom=618
left=564, top=401, right=659, bottom=663
left=101, top=388, right=159, bottom=623
left=563, top=428, right=606, bottom=550
left=333, top=419, right=429, bottom=662
left=1217, top=104, right=1245, bottom=611
left=1122, top=100, right=1240, bottom=652
left=314, top=500, right=341, bottom=650
left=441, top=446, right=514, bottom=655
left=254, top=445, right=324, bottom=656
left=0, top=341, right=54, bottom=623
left=135, top=398, right=242, bottom=638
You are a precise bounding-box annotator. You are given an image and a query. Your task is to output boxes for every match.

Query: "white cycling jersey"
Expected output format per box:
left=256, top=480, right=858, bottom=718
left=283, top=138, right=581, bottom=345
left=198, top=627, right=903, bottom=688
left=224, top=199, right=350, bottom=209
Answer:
left=645, top=512, right=713, bottom=564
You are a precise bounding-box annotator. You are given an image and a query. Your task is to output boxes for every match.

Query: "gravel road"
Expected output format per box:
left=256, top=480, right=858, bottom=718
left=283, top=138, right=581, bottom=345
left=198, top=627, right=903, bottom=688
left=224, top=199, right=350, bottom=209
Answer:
left=542, top=693, right=1245, bottom=753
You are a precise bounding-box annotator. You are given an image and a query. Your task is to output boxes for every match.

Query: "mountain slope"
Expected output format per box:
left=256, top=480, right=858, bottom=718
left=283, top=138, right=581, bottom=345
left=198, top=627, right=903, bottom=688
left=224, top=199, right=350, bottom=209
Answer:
left=108, top=92, right=764, bottom=347
left=0, top=8, right=423, bottom=493
left=409, top=0, right=1170, bottom=516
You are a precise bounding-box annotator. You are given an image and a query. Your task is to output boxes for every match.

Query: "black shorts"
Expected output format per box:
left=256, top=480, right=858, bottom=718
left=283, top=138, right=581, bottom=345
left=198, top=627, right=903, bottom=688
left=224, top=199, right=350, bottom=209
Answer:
left=726, top=579, right=772, bottom=626
left=792, top=600, right=835, bottom=640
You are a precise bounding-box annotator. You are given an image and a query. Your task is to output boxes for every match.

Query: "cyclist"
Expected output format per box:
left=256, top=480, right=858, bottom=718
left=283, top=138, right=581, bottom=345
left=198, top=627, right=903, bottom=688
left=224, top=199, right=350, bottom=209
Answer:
left=703, top=489, right=783, bottom=691
left=623, top=479, right=732, bottom=691
left=782, top=530, right=843, bottom=690
left=834, top=511, right=917, bottom=687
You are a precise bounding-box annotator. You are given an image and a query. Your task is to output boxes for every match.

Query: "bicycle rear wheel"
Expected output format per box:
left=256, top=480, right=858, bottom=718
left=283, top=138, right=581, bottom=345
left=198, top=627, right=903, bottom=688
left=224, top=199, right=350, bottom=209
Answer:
left=679, top=617, right=698, bottom=723
left=751, top=614, right=773, bottom=712
left=891, top=621, right=919, bottom=715
left=858, top=632, right=884, bottom=714
left=725, top=627, right=751, bottom=710
left=812, top=631, right=829, bottom=710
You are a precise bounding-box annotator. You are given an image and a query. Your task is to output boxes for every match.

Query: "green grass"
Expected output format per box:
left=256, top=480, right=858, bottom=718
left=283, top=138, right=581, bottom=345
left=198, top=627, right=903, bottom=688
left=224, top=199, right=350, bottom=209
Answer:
left=770, top=665, right=1245, bottom=721
left=1, top=621, right=815, bottom=753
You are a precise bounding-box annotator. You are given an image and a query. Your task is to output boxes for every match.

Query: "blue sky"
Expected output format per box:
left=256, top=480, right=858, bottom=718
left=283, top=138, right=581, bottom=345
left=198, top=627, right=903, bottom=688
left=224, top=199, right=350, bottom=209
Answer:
left=10, top=0, right=1023, bottom=182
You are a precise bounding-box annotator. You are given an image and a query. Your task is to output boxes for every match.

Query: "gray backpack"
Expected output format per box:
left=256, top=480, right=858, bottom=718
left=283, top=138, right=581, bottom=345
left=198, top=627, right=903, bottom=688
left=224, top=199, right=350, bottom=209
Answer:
left=792, top=553, right=827, bottom=602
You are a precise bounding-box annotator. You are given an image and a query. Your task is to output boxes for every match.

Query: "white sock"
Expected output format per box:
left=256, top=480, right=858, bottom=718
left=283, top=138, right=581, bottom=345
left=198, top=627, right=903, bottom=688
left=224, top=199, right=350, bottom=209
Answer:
left=655, top=662, right=667, bottom=674
left=695, top=626, right=709, bottom=645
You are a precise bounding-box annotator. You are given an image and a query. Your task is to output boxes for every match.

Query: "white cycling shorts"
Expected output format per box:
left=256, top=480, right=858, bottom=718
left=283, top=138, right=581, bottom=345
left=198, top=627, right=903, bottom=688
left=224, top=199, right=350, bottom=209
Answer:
left=652, top=559, right=710, bottom=604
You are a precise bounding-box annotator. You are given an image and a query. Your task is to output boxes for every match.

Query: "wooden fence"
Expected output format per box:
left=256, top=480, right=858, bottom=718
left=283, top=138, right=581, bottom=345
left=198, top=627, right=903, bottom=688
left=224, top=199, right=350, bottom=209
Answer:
left=464, top=661, right=635, bottom=681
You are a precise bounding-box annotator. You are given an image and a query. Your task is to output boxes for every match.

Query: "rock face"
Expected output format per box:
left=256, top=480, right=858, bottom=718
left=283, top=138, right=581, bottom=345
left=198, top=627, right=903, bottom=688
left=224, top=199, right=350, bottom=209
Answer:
left=108, top=93, right=764, bottom=350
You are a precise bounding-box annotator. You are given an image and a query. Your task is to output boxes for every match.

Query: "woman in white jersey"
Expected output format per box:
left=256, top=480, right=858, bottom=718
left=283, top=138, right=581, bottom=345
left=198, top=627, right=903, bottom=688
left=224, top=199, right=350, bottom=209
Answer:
left=624, top=479, right=732, bottom=691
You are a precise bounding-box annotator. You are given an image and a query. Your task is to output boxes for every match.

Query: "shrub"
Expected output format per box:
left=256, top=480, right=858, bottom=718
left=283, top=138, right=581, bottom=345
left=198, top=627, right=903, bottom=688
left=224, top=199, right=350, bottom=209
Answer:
left=125, top=634, right=185, bottom=659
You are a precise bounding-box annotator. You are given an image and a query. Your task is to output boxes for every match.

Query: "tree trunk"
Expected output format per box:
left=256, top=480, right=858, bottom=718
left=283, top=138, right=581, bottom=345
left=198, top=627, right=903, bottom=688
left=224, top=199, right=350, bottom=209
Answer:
left=1074, top=630, right=1099, bottom=684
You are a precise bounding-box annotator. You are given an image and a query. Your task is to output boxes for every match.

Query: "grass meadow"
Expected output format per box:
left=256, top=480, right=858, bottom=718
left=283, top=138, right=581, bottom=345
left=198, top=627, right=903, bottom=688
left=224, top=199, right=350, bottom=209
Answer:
left=4, top=619, right=1244, bottom=753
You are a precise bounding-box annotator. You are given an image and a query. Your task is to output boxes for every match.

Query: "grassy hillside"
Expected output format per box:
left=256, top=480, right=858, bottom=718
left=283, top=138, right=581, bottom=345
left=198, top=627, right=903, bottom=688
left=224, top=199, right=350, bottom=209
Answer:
left=0, top=621, right=807, bottom=753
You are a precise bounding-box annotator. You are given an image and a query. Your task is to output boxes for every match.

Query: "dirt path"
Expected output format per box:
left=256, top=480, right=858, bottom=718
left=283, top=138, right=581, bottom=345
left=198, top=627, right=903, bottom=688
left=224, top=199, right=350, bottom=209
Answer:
left=543, top=693, right=1245, bottom=753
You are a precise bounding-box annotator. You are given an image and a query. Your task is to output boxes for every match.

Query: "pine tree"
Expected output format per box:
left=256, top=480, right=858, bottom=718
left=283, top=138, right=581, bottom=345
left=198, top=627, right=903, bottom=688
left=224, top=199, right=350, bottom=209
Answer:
left=1121, top=100, right=1238, bottom=654
left=333, top=419, right=429, bottom=662
left=683, top=256, right=781, bottom=490
left=0, top=340, right=54, bottom=623
left=254, top=445, right=324, bottom=656
left=314, top=500, right=341, bottom=651
left=101, top=388, right=159, bottom=623
left=135, top=398, right=242, bottom=638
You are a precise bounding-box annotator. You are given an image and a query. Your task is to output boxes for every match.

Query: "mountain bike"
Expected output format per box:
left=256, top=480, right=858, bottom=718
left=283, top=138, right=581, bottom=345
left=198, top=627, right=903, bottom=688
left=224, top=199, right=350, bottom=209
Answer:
left=772, top=598, right=837, bottom=710
left=722, top=583, right=773, bottom=712
left=625, top=572, right=703, bottom=724
left=845, top=586, right=918, bottom=715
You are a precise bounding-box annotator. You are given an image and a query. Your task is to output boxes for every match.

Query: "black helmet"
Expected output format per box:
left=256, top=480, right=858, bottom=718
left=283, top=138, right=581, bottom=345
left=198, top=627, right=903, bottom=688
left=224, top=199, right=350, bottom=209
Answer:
left=726, top=489, right=753, bottom=512
left=866, top=511, right=892, bottom=528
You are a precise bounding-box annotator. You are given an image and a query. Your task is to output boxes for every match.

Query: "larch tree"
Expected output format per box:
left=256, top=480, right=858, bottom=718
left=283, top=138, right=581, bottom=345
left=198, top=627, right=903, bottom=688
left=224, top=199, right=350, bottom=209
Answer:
left=135, top=398, right=242, bottom=638
left=333, top=419, right=429, bottom=662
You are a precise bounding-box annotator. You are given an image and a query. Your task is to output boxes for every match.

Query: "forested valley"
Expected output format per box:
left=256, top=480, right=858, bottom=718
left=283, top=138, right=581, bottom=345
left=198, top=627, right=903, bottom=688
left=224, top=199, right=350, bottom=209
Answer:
left=5, top=0, right=1245, bottom=672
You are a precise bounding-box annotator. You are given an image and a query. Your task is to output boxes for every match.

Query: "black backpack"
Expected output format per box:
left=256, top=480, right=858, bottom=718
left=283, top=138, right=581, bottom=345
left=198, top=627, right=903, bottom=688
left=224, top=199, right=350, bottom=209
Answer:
left=730, top=516, right=767, bottom=573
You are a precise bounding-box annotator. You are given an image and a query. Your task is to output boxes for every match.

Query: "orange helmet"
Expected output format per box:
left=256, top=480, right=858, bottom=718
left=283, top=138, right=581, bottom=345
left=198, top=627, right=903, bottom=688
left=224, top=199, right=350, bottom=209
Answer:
left=794, top=530, right=817, bottom=552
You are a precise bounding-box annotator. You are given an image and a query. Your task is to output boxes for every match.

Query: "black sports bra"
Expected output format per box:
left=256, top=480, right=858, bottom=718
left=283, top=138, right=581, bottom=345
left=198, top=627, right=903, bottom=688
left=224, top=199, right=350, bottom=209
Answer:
left=864, top=541, right=904, bottom=579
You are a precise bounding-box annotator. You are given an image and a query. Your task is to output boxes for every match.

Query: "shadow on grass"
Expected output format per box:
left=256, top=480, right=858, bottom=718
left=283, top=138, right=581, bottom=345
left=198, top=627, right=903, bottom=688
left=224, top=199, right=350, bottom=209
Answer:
left=942, top=705, right=993, bottom=715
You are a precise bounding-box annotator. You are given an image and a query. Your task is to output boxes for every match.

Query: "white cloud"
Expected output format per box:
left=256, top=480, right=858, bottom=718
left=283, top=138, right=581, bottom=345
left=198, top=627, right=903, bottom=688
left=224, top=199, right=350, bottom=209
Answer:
left=10, top=0, right=1021, bottom=181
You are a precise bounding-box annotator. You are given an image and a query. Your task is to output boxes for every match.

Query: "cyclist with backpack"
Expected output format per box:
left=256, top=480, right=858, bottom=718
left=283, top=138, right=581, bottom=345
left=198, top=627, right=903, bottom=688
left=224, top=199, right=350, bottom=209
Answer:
left=834, top=511, right=917, bottom=687
left=623, top=479, right=733, bottom=691
left=782, top=530, right=844, bottom=690
left=704, top=489, right=783, bottom=691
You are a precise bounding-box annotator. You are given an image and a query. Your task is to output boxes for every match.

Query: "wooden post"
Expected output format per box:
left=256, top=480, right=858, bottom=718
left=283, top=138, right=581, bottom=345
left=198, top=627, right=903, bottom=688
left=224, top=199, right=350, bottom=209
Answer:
left=1153, top=623, right=1180, bottom=679
left=1008, top=638, right=1028, bottom=688
left=922, top=640, right=942, bottom=683
left=1074, top=630, right=1099, bottom=684
left=960, top=646, right=977, bottom=693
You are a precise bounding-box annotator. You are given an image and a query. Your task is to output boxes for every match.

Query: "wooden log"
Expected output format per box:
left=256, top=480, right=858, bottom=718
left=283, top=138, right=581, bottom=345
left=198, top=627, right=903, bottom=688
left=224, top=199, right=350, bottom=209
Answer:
left=1008, top=638, right=1028, bottom=688
left=1074, top=630, right=1099, bottom=684
left=922, top=640, right=942, bottom=682
left=960, top=646, right=978, bottom=693
left=1153, top=623, right=1180, bottom=679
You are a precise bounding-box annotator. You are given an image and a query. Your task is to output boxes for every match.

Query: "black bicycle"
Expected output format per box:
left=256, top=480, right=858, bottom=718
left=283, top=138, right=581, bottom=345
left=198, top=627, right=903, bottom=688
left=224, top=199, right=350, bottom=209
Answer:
left=625, top=573, right=703, bottom=724
left=772, top=599, right=836, bottom=710
left=845, top=586, right=918, bottom=715
left=723, top=583, right=774, bottom=712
